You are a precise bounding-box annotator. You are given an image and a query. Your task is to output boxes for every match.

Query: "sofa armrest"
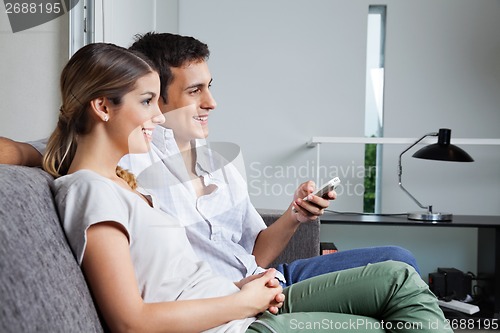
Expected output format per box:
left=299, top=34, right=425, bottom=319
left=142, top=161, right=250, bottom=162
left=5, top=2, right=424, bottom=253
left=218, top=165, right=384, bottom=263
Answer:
left=0, top=165, right=104, bottom=332
left=257, top=208, right=320, bottom=268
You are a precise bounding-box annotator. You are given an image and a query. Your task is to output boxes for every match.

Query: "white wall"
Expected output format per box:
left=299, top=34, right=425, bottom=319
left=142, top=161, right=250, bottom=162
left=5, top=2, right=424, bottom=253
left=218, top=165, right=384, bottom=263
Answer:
left=176, top=0, right=500, bottom=279
left=179, top=0, right=370, bottom=211
left=177, top=0, right=500, bottom=213
left=0, top=9, right=68, bottom=141
left=381, top=1, right=500, bottom=216
left=95, top=0, right=178, bottom=47
left=0, top=0, right=176, bottom=140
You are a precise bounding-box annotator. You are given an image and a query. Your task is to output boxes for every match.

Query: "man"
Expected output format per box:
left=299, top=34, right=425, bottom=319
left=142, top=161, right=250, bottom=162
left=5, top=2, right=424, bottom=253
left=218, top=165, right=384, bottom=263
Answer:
left=0, top=32, right=418, bottom=285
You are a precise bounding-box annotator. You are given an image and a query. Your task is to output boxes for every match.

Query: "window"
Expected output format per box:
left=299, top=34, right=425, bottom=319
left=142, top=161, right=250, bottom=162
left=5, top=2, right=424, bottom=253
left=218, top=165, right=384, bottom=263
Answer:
left=364, top=5, right=386, bottom=213
left=69, top=0, right=94, bottom=56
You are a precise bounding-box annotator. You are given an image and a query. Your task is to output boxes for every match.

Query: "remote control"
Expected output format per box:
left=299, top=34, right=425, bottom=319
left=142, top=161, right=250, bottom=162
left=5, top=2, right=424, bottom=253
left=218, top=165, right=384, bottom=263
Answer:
left=292, top=177, right=340, bottom=213
left=305, top=177, right=341, bottom=200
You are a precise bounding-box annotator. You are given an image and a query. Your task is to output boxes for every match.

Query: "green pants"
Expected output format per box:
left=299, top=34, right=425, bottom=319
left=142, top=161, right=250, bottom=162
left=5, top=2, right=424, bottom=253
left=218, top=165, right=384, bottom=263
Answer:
left=247, top=261, right=452, bottom=333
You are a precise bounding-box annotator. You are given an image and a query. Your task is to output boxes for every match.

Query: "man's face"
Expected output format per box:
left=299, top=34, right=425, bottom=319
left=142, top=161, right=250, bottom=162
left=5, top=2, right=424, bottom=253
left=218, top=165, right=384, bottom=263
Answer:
left=160, top=60, right=216, bottom=145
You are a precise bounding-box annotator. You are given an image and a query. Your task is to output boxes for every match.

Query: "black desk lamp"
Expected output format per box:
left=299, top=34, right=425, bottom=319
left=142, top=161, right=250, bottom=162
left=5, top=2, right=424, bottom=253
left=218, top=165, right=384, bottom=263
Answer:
left=398, top=128, right=474, bottom=221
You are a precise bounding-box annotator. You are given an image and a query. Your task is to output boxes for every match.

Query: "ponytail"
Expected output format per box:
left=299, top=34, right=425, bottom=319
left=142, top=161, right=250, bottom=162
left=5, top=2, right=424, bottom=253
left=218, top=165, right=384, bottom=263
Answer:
left=43, top=106, right=83, bottom=178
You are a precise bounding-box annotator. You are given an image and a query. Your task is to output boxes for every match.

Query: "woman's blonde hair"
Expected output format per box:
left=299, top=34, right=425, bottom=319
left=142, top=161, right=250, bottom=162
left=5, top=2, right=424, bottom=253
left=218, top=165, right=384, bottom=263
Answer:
left=42, top=43, right=156, bottom=188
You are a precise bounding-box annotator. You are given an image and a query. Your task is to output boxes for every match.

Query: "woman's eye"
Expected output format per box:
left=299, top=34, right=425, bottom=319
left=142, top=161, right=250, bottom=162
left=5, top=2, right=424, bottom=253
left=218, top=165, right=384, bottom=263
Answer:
left=142, top=98, right=152, bottom=106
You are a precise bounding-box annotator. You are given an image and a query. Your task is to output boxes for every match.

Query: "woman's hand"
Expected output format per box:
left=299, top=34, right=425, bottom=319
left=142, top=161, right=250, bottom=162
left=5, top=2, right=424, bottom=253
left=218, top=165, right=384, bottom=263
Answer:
left=237, top=269, right=285, bottom=315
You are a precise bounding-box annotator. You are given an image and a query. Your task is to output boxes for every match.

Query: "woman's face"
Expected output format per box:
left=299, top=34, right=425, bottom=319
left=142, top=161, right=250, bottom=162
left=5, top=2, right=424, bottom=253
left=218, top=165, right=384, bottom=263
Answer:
left=110, top=72, right=165, bottom=154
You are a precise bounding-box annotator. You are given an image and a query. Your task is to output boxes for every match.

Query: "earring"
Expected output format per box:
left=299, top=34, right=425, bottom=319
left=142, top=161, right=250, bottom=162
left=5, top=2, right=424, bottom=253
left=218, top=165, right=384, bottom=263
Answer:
left=103, top=115, right=109, bottom=122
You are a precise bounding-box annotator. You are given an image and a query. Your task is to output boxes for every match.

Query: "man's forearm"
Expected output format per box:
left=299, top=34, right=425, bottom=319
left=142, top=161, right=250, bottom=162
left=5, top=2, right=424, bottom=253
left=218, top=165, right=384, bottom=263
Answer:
left=252, top=207, right=301, bottom=268
left=0, top=137, right=43, bottom=166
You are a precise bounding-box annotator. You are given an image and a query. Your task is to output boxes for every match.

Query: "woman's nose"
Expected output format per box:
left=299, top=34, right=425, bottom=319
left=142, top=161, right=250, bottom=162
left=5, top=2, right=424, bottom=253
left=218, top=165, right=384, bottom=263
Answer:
left=152, top=105, right=166, bottom=124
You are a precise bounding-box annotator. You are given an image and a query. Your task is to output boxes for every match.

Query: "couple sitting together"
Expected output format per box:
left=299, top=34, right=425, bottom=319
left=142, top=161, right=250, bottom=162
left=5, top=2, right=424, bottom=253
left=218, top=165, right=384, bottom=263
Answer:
left=0, top=32, right=451, bottom=332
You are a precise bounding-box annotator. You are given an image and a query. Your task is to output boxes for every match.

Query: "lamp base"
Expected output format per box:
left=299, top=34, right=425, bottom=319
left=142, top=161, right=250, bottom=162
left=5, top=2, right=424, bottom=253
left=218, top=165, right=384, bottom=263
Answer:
left=407, top=211, right=453, bottom=222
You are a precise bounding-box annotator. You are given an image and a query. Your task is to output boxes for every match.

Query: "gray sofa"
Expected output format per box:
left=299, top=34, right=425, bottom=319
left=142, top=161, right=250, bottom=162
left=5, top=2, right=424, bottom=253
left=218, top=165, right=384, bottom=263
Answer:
left=0, top=165, right=320, bottom=332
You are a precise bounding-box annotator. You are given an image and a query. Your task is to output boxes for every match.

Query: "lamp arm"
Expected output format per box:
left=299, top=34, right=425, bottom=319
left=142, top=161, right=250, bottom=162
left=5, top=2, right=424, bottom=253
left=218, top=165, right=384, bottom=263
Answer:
left=398, top=132, right=438, bottom=212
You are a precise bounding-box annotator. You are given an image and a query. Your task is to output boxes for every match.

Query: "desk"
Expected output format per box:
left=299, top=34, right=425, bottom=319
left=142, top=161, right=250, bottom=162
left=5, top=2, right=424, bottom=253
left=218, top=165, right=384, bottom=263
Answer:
left=320, top=212, right=500, bottom=319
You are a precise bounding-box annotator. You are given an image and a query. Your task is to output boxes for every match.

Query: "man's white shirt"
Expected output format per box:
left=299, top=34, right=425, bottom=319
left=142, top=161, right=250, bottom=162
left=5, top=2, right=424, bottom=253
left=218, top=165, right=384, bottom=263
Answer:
left=120, top=127, right=284, bottom=282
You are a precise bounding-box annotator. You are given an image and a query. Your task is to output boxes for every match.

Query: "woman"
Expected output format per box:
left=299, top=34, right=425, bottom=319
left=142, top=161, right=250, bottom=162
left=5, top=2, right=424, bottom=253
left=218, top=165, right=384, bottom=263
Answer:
left=43, top=43, right=452, bottom=333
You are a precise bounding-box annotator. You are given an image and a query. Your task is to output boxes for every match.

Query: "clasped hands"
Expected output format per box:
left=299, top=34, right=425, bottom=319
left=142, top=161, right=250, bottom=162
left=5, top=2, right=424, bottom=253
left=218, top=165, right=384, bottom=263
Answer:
left=235, top=268, right=285, bottom=315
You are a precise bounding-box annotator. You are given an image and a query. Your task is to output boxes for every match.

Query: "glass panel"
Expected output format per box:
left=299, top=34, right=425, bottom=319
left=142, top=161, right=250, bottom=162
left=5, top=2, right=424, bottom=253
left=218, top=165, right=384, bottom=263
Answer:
left=364, top=5, right=386, bottom=213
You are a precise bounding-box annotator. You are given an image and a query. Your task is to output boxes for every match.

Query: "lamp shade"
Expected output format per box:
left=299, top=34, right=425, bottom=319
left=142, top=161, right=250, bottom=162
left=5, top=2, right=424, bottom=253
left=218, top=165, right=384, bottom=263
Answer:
left=412, top=128, right=474, bottom=162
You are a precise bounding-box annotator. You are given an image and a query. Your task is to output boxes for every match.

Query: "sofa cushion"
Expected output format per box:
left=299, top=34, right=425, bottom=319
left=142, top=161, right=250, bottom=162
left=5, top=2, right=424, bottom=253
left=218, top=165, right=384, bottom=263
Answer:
left=258, top=208, right=320, bottom=267
left=0, top=165, right=103, bottom=333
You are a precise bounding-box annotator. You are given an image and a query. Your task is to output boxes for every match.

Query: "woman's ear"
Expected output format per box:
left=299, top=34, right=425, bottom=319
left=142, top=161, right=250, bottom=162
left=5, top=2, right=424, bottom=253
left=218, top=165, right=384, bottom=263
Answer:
left=90, top=97, right=109, bottom=122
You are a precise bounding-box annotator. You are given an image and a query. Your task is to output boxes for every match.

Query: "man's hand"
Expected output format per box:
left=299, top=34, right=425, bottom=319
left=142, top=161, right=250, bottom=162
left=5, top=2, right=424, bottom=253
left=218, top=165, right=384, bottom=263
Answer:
left=0, top=137, right=42, bottom=166
left=291, top=180, right=337, bottom=223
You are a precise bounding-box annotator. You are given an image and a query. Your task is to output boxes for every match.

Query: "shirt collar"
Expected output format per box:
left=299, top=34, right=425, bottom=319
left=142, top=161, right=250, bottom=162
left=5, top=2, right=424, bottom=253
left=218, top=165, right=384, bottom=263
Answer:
left=152, top=126, right=178, bottom=157
left=152, top=126, right=212, bottom=178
